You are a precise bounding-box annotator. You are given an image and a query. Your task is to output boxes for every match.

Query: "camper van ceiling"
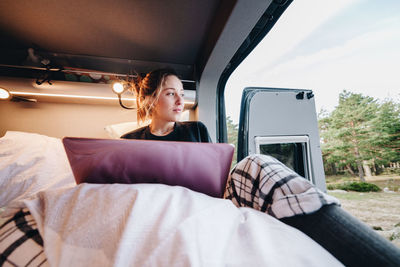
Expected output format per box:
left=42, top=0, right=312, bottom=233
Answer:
left=0, top=0, right=291, bottom=137
left=0, top=0, right=236, bottom=85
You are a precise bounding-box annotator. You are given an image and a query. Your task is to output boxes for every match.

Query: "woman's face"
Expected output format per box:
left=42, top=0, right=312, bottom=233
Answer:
left=152, top=75, right=184, bottom=122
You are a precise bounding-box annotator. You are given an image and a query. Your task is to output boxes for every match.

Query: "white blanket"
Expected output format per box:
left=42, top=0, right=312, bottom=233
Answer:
left=24, top=183, right=342, bottom=267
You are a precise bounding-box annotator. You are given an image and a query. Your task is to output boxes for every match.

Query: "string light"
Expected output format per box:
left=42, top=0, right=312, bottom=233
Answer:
left=0, top=87, right=11, bottom=100
left=112, top=82, right=125, bottom=94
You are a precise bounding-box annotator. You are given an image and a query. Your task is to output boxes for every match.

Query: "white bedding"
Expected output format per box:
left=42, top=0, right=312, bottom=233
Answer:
left=22, top=183, right=342, bottom=267
left=0, top=131, right=75, bottom=210
left=1, top=131, right=343, bottom=266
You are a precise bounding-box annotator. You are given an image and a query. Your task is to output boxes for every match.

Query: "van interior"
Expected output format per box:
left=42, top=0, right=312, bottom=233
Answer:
left=1, top=0, right=328, bottom=189
left=0, top=0, right=290, bottom=138
left=0, top=1, right=378, bottom=265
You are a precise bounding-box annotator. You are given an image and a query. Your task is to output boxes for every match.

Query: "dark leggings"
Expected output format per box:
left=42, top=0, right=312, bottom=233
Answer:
left=281, top=204, right=400, bottom=267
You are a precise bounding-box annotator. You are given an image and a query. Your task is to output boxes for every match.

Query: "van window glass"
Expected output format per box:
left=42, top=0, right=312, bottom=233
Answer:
left=225, top=0, right=400, bottom=156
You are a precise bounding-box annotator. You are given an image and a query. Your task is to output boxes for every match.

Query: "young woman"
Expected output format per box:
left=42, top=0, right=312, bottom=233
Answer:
left=122, top=68, right=400, bottom=266
left=121, top=70, right=210, bottom=142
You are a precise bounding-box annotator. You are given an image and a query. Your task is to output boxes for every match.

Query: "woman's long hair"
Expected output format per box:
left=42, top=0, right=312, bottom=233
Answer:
left=129, top=68, right=178, bottom=123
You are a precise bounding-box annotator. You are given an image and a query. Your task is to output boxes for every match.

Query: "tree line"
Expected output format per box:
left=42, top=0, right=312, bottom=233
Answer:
left=318, top=90, right=400, bottom=181
left=226, top=90, right=400, bottom=180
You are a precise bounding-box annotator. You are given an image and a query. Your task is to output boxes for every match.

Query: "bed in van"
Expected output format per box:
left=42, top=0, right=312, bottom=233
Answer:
left=0, top=1, right=337, bottom=265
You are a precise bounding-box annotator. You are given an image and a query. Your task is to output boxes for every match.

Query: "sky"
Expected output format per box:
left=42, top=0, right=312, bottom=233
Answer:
left=225, top=0, right=400, bottom=123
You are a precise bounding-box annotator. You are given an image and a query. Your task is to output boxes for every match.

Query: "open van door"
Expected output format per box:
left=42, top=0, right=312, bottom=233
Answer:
left=237, top=87, right=326, bottom=191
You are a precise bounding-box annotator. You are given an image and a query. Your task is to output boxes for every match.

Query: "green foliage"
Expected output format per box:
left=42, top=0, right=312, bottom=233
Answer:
left=389, top=232, right=400, bottom=241
left=319, top=90, right=400, bottom=179
left=371, top=100, right=400, bottom=164
left=326, top=184, right=336, bottom=190
left=226, top=116, right=238, bottom=166
left=330, top=182, right=381, bottom=192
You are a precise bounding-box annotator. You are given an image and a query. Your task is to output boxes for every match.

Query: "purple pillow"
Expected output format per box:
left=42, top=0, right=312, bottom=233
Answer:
left=62, top=137, right=234, bottom=198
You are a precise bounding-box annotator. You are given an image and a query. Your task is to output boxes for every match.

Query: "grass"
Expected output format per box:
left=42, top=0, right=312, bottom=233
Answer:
left=326, top=174, right=400, bottom=192
left=329, top=191, right=375, bottom=201
left=329, top=190, right=400, bottom=202
left=328, top=181, right=381, bottom=192
left=371, top=179, right=400, bottom=192
left=327, top=175, right=400, bottom=247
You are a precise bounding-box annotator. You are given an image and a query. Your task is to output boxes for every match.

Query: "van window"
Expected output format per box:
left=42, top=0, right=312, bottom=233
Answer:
left=255, top=135, right=311, bottom=180
left=225, top=0, right=400, bottom=159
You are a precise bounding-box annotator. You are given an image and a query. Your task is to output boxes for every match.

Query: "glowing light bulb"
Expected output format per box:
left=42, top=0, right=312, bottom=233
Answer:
left=112, top=82, right=124, bottom=94
left=0, top=87, right=11, bottom=100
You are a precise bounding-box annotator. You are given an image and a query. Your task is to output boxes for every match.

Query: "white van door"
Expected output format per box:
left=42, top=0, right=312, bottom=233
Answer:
left=237, top=87, right=326, bottom=191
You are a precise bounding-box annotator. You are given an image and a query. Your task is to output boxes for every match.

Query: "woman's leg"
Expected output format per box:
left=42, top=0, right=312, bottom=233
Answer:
left=225, top=154, right=400, bottom=266
left=225, top=154, right=339, bottom=218
left=281, top=204, right=400, bottom=267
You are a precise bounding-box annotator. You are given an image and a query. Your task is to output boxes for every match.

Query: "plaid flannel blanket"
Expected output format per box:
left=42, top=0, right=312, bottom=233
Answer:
left=0, top=208, right=48, bottom=266
left=225, top=154, right=340, bottom=219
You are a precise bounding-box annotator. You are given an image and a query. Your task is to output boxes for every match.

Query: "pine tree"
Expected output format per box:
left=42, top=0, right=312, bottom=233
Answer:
left=319, top=91, right=379, bottom=181
left=320, top=91, right=400, bottom=180
left=370, top=100, right=400, bottom=166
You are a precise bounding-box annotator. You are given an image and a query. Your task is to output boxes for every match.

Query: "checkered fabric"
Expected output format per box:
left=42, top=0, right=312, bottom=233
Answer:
left=0, top=208, right=48, bottom=267
left=224, top=154, right=340, bottom=219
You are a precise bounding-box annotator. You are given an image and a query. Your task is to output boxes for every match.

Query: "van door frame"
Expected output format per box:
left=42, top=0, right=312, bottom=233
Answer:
left=216, top=0, right=293, bottom=143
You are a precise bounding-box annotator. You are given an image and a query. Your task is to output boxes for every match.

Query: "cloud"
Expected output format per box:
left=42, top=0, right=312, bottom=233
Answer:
left=226, top=0, right=362, bottom=121
left=255, top=23, right=400, bottom=82
left=250, top=23, right=400, bottom=111
left=225, top=0, right=400, bottom=122
left=233, top=0, right=361, bottom=77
